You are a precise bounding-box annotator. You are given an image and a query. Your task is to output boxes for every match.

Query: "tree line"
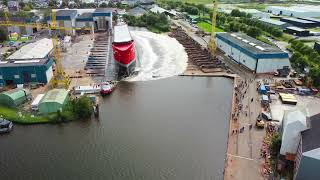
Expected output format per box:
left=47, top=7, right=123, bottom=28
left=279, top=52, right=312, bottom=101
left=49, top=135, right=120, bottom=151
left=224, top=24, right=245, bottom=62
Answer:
left=157, top=0, right=210, bottom=16
left=123, top=12, right=169, bottom=33
left=290, top=40, right=320, bottom=87
left=216, top=9, right=283, bottom=39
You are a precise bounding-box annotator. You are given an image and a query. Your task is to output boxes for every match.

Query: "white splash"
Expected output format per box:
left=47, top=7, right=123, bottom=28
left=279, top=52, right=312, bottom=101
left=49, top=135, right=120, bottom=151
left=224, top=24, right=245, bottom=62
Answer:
left=126, top=30, right=188, bottom=81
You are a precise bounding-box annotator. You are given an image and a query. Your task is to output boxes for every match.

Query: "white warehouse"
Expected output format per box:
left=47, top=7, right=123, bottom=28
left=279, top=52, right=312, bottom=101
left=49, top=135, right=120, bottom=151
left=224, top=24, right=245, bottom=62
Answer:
left=216, top=33, right=291, bottom=73
left=266, top=5, right=320, bottom=18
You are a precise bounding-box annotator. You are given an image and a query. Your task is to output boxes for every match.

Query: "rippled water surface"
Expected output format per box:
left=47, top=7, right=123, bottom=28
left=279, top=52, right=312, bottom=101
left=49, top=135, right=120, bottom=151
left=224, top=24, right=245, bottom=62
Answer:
left=0, top=77, right=233, bottom=180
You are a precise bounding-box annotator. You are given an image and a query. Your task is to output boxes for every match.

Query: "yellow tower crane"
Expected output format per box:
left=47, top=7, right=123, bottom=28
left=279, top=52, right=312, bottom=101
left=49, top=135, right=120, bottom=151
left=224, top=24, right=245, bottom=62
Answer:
left=209, top=0, right=218, bottom=56
left=0, top=10, right=92, bottom=89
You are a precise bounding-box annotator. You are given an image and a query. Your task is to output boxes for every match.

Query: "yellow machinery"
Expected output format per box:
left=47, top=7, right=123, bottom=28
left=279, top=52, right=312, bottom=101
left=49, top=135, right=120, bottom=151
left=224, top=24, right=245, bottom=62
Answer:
left=0, top=10, right=92, bottom=88
left=209, top=0, right=218, bottom=56
left=50, top=11, right=70, bottom=89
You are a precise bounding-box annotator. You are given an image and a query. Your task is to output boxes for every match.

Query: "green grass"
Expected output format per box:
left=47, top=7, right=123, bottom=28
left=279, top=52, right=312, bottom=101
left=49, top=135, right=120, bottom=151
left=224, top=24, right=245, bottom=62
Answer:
left=236, top=3, right=268, bottom=11
left=308, top=27, right=320, bottom=32
left=273, top=33, right=294, bottom=42
left=0, top=106, right=52, bottom=124
left=257, top=36, right=274, bottom=46
left=164, top=0, right=212, bottom=4
left=197, top=21, right=224, bottom=32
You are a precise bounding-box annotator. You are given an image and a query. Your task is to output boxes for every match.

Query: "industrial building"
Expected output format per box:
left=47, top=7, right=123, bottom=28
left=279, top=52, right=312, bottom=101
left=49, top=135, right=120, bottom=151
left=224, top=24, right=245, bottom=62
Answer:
left=280, top=17, right=318, bottom=28
left=216, top=33, right=291, bottom=73
left=53, top=10, right=78, bottom=36
left=259, top=18, right=289, bottom=29
left=0, top=88, right=31, bottom=108
left=0, top=38, right=54, bottom=86
left=239, top=9, right=270, bottom=19
left=128, top=7, right=147, bottom=17
left=266, top=5, right=320, bottom=18
left=284, top=27, right=310, bottom=37
left=314, top=42, right=320, bottom=52
left=298, top=17, right=320, bottom=26
left=0, top=16, right=41, bottom=36
left=47, top=8, right=114, bottom=36
left=294, top=113, right=320, bottom=180
left=38, top=89, right=69, bottom=114
left=280, top=109, right=308, bottom=158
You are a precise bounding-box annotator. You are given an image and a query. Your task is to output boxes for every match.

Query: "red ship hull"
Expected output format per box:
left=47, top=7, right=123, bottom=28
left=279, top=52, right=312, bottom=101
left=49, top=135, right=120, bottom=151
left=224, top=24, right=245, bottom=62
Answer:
left=112, top=41, right=136, bottom=75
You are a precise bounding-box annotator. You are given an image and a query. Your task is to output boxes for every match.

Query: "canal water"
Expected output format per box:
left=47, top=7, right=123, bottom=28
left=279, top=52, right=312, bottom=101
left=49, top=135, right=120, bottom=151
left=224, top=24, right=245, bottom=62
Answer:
left=0, top=77, right=233, bottom=180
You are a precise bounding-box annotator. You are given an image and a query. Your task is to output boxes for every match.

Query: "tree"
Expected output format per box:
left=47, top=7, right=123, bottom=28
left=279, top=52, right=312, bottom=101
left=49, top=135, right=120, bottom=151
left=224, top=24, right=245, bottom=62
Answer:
left=231, top=9, right=241, bottom=17
left=247, top=27, right=261, bottom=38
left=23, top=5, right=31, bottom=11
left=270, top=133, right=281, bottom=159
left=49, top=0, right=58, bottom=8
left=3, top=0, right=8, bottom=6
left=309, top=66, right=320, bottom=87
left=73, top=96, right=93, bottom=119
left=0, top=28, right=8, bottom=42
left=99, top=2, right=108, bottom=8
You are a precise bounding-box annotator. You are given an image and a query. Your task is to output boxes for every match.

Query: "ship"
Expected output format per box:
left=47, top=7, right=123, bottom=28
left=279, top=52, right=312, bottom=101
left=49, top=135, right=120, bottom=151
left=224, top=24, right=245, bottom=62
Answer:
left=112, top=24, right=136, bottom=76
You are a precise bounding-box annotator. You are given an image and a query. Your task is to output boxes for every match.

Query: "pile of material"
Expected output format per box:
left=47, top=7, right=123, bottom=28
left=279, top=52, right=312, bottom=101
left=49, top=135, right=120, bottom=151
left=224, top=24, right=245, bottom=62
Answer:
left=169, top=26, right=227, bottom=73
left=260, top=123, right=277, bottom=178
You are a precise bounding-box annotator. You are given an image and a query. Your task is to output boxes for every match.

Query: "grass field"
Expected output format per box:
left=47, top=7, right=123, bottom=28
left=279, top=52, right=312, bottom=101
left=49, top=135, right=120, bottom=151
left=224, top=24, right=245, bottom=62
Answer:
left=0, top=106, right=52, bottom=124
left=197, top=21, right=224, bottom=32
left=158, top=0, right=212, bottom=4
left=309, top=28, right=320, bottom=32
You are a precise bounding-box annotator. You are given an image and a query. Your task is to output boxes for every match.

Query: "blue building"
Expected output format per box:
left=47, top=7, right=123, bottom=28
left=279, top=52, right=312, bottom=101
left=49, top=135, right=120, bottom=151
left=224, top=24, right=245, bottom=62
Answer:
left=0, top=38, right=54, bottom=87
left=216, top=33, right=291, bottom=73
left=47, top=9, right=114, bottom=36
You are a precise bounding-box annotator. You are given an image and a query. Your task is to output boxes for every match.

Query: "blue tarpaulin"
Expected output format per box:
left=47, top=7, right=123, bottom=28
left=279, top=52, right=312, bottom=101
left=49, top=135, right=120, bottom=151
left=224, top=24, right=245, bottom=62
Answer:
left=259, top=84, right=268, bottom=94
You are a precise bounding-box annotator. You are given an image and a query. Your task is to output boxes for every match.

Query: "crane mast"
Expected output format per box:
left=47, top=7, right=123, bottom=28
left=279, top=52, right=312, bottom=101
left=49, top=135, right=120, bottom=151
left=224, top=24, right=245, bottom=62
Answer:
left=209, top=0, right=218, bottom=56
left=0, top=10, right=92, bottom=88
left=50, top=11, right=70, bottom=89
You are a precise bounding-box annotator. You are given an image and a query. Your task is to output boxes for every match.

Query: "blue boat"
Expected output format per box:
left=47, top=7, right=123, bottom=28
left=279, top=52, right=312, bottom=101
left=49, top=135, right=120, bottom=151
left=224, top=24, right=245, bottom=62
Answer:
left=0, top=117, right=13, bottom=134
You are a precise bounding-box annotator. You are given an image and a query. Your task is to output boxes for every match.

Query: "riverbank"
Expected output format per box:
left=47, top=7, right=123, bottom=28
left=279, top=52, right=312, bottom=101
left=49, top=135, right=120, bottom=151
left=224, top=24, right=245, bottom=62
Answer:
left=0, top=106, right=52, bottom=124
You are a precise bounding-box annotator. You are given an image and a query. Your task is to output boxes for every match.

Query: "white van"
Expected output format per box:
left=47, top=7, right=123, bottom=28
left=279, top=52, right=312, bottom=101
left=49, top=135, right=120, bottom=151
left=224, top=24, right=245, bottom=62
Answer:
left=31, top=94, right=45, bottom=111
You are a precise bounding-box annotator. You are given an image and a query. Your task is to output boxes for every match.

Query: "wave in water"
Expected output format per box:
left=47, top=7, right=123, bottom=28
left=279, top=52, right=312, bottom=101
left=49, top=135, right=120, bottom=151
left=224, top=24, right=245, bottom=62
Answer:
left=126, top=30, right=188, bottom=81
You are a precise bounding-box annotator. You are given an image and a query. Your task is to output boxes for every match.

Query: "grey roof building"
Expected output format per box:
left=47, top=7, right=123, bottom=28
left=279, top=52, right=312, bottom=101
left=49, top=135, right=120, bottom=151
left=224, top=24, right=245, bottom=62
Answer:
left=294, top=113, right=320, bottom=180
left=216, top=33, right=290, bottom=73
left=280, top=17, right=318, bottom=28
left=259, top=18, right=289, bottom=29
left=128, top=7, right=147, bottom=17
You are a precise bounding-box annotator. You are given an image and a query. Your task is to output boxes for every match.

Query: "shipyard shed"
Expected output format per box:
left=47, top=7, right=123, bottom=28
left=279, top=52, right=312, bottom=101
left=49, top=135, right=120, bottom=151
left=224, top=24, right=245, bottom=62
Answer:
left=284, top=27, right=310, bottom=37
left=216, top=33, right=290, bottom=73
left=0, top=88, right=31, bottom=108
left=38, top=89, right=69, bottom=114
left=0, top=38, right=54, bottom=87
left=259, top=18, right=289, bottom=29
left=298, top=17, right=320, bottom=26
left=48, top=8, right=114, bottom=35
left=314, top=42, right=320, bottom=52
left=280, top=17, right=318, bottom=28
left=266, top=5, right=320, bottom=18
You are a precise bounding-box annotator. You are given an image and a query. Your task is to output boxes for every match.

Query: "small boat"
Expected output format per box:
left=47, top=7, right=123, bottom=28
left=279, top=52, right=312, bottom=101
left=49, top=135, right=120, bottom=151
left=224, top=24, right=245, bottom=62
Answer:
left=100, top=81, right=117, bottom=95
left=0, top=117, right=13, bottom=134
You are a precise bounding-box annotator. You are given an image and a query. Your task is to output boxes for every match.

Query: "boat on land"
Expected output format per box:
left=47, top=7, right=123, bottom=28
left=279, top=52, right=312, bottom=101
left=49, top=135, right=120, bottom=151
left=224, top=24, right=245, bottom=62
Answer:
left=100, top=81, right=117, bottom=95
left=112, top=24, right=136, bottom=76
left=0, top=117, right=13, bottom=134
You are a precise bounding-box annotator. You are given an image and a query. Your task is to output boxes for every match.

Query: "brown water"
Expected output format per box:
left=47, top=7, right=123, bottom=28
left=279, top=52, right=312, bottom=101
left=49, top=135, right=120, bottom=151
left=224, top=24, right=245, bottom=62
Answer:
left=0, top=77, right=233, bottom=180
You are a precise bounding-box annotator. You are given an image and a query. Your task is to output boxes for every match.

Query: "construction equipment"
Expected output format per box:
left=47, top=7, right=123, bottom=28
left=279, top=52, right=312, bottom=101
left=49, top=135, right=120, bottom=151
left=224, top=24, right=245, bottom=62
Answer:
left=50, top=11, right=70, bottom=89
left=0, top=10, right=92, bottom=89
left=208, top=0, right=218, bottom=56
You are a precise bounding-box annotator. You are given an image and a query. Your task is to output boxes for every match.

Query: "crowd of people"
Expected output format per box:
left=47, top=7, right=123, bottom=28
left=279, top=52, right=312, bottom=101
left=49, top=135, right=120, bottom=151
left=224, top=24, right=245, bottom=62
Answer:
left=231, top=78, right=255, bottom=135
